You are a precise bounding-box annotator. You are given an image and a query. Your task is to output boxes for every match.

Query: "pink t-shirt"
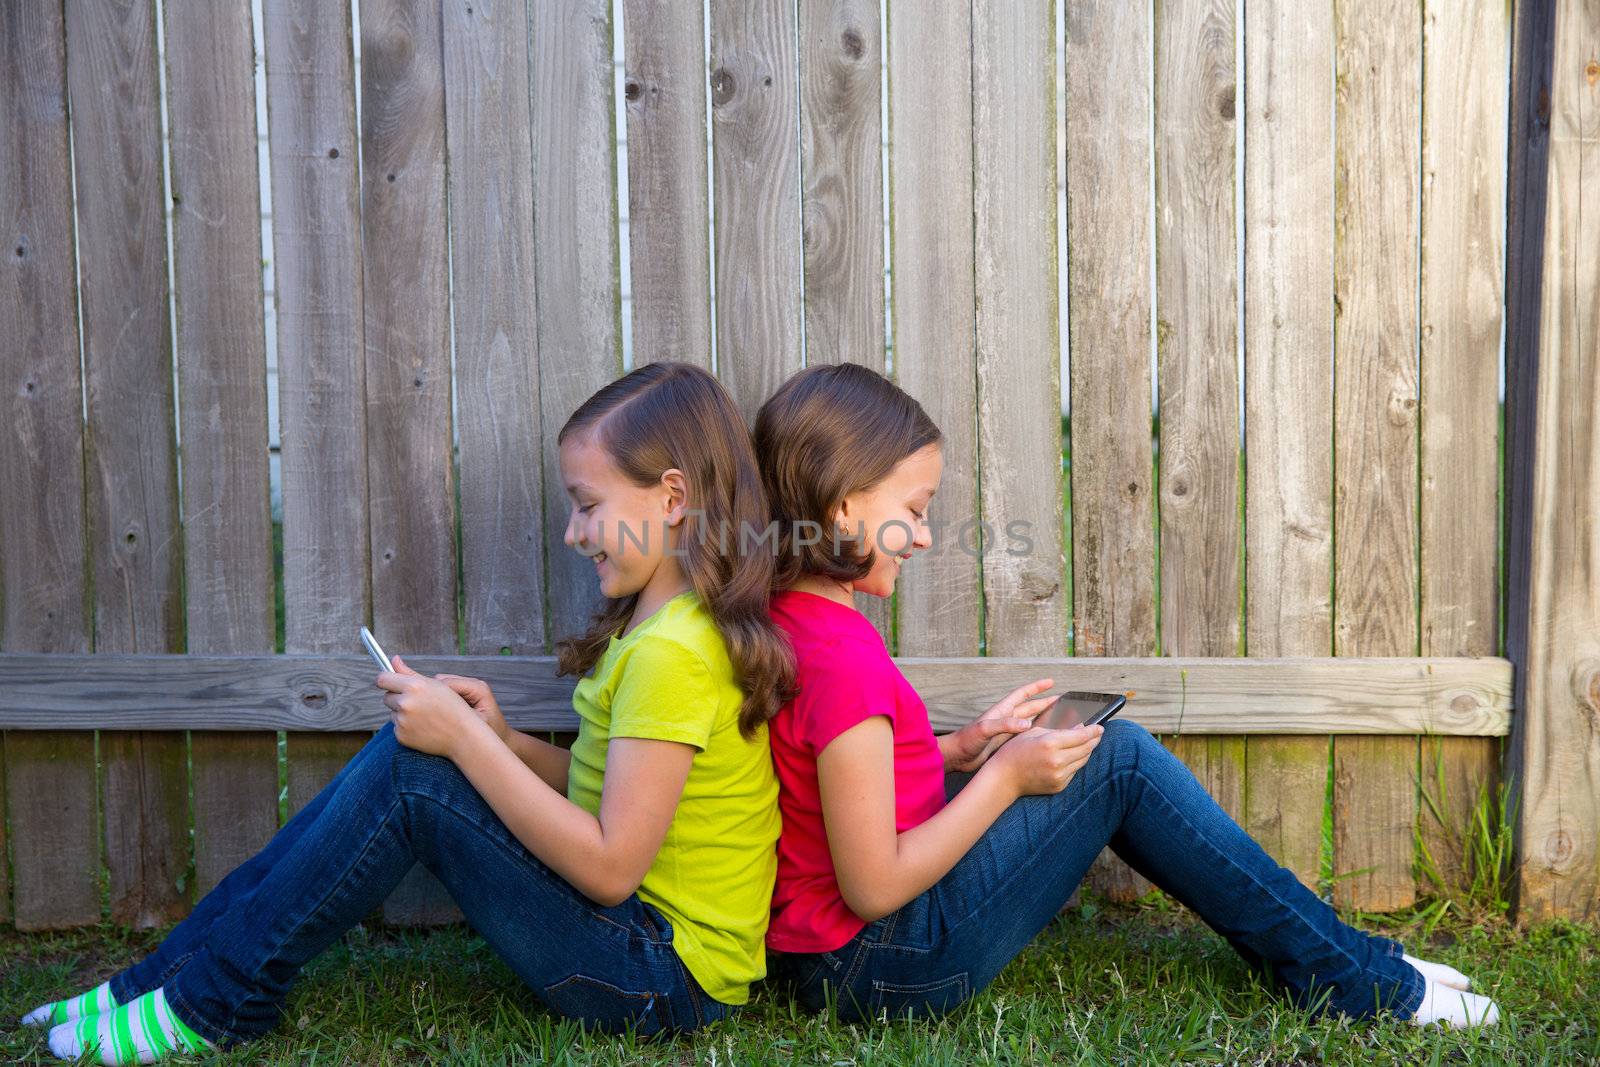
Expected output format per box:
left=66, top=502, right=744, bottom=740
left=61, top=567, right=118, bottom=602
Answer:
left=765, top=589, right=948, bottom=952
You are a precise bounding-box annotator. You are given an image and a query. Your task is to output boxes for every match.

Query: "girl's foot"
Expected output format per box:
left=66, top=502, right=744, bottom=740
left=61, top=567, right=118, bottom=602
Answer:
left=21, top=980, right=118, bottom=1027
left=1409, top=975, right=1500, bottom=1029
left=1403, top=952, right=1472, bottom=991
left=46, top=987, right=215, bottom=1065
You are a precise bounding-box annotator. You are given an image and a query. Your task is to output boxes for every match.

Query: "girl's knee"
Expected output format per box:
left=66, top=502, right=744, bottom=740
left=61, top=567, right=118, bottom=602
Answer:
left=1100, top=716, right=1153, bottom=752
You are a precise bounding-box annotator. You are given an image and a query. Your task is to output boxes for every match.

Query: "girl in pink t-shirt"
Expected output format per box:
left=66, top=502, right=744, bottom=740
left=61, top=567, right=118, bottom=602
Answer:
left=752, top=363, right=1498, bottom=1030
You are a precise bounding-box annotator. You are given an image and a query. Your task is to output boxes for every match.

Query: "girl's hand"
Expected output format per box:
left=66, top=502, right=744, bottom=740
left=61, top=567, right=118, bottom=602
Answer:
left=942, top=678, right=1061, bottom=773
left=986, top=723, right=1104, bottom=798
left=376, top=655, right=482, bottom=758
left=426, top=665, right=510, bottom=744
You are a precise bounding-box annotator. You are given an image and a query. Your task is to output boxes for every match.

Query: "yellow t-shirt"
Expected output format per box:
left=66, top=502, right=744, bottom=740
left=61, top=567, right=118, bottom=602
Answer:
left=566, top=589, right=780, bottom=1005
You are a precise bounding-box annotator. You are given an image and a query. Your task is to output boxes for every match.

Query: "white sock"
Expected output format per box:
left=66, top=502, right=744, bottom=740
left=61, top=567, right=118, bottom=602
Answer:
left=46, top=987, right=215, bottom=1065
left=1409, top=974, right=1500, bottom=1029
left=21, top=979, right=118, bottom=1027
left=1403, top=952, right=1472, bottom=990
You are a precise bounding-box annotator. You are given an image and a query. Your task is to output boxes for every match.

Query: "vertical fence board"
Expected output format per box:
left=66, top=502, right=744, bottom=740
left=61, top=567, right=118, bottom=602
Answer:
left=974, top=0, right=1065, bottom=656
left=1, top=2, right=102, bottom=931
left=1241, top=0, right=1335, bottom=890
left=888, top=0, right=979, bottom=664
left=801, top=0, right=890, bottom=645
left=1417, top=0, right=1507, bottom=898
left=1331, top=0, right=1423, bottom=913
left=360, top=0, right=460, bottom=925
left=1154, top=0, right=1243, bottom=819
left=64, top=0, right=189, bottom=927
left=710, top=0, right=802, bottom=421
left=1504, top=0, right=1600, bottom=922
left=623, top=0, right=712, bottom=370
left=445, top=0, right=545, bottom=664
left=165, top=0, right=281, bottom=900
left=1065, top=0, right=1155, bottom=902
left=533, top=0, right=622, bottom=646
left=263, top=0, right=372, bottom=814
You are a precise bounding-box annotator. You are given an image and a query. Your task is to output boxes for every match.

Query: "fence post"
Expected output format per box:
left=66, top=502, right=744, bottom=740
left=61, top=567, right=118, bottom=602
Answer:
left=1503, top=0, right=1600, bottom=923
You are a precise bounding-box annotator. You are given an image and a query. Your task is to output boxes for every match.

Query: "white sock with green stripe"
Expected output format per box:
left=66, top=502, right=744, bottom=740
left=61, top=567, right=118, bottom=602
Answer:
left=46, top=987, right=215, bottom=1065
left=21, top=980, right=119, bottom=1027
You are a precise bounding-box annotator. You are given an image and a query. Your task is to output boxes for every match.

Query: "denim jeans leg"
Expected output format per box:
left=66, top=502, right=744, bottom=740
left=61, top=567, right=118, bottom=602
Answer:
left=108, top=725, right=387, bottom=1004
left=388, top=743, right=725, bottom=1035
left=1082, top=720, right=1424, bottom=1019
left=795, top=718, right=1423, bottom=1023
left=160, top=725, right=426, bottom=1045
left=163, top=727, right=719, bottom=1047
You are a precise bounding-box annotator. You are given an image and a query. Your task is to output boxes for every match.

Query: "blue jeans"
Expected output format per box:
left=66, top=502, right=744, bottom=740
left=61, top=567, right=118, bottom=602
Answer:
left=767, top=719, right=1425, bottom=1023
left=107, top=723, right=732, bottom=1046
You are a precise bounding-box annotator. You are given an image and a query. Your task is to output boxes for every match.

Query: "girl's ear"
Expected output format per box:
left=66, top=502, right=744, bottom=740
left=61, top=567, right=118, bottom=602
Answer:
left=660, top=468, right=688, bottom=525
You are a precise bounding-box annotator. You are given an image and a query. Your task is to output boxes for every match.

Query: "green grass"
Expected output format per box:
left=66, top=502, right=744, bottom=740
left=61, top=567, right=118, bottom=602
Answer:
left=5, top=898, right=1595, bottom=1065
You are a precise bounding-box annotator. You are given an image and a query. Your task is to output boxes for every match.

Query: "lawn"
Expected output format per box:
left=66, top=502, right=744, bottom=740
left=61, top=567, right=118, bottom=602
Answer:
left=4, top=894, right=1594, bottom=1065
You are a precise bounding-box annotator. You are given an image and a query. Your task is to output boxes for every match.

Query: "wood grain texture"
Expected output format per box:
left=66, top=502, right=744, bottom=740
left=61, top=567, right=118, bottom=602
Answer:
left=1503, top=0, right=1600, bottom=922
left=1331, top=0, right=1423, bottom=912
left=360, top=0, right=459, bottom=925
left=1065, top=0, right=1154, bottom=902
left=709, top=0, right=802, bottom=422
left=623, top=0, right=712, bottom=369
left=0, top=653, right=1512, bottom=736
left=800, top=0, right=883, bottom=369
left=444, top=0, right=545, bottom=659
left=1154, top=0, right=1243, bottom=820
left=532, top=0, right=622, bottom=648
left=62, top=0, right=189, bottom=928
left=801, top=0, right=891, bottom=648
left=263, top=0, right=372, bottom=815
left=974, top=0, right=1066, bottom=657
left=1241, top=0, right=1336, bottom=890
left=887, top=0, right=980, bottom=660
left=0, top=1, right=101, bottom=930
left=1417, top=0, right=1507, bottom=898
left=164, top=0, right=282, bottom=900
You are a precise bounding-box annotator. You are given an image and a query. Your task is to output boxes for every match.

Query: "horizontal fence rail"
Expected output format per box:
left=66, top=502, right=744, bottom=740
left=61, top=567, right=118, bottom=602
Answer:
left=0, top=654, right=1512, bottom=736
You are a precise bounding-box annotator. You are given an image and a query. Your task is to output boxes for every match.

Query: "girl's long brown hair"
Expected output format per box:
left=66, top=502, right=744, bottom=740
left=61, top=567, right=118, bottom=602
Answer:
left=553, top=361, right=797, bottom=737
left=753, top=363, right=943, bottom=591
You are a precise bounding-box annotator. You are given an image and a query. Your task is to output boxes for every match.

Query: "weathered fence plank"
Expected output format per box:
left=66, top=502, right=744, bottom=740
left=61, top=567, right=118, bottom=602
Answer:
left=1154, top=0, right=1244, bottom=821
left=1331, top=0, right=1424, bottom=913
left=800, top=0, right=891, bottom=647
left=974, top=0, right=1066, bottom=656
left=532, top=0, right=621, bottom=646
left=623, top=0, right=712, bottom=370
left=1242, top=0, right=1335, bottom=891
left=164, top=0, right=281, bottom=901
left=1, top=2, right=102, bottom=931
left=263, top=0, right=373, bottom=815
left=1504, top=0, right=1600, bottom=923
left=0, top=654, right=1513, bottom=736
left=64, top=0, right=189, bottom=928
left=709, top=0, right=802, bottom=422
left=1417, top=0, right=1507, bottom=898
left=1065, top=0, right=1155, bottom=903
left=888, top=0, right=980, bottom=662
left=359, top=0, right=459, bottom=925
left=444, top=0, right=545, bottom=662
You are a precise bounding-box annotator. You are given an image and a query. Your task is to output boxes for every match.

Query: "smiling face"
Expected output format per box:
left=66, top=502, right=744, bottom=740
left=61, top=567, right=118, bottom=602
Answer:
left=559, top=429, right=688, bottom=600
left=832, top=442, right=942, bottom=598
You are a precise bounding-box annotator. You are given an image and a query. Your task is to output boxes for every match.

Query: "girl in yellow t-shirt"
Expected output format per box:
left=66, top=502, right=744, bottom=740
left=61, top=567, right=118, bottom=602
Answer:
left=27, top=361, right=796, bottom=1063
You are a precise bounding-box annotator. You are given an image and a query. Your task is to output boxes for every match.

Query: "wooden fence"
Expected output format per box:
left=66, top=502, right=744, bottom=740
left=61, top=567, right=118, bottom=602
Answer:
left=1, top=0, right=1595, bottom=932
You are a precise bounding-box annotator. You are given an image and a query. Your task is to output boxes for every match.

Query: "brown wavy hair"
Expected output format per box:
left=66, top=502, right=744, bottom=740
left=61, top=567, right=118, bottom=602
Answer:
left=753, top=363, right=943, bottom=591
left=553, top=361, right=797, bottom=737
